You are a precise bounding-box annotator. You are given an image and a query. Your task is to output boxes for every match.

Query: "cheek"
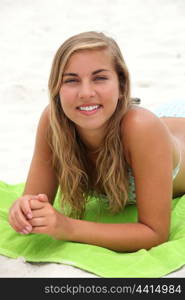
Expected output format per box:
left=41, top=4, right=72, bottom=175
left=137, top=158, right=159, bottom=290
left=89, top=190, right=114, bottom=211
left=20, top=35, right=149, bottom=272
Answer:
left=59, top=89, right=74, bottom=107
left=105, top=84, right=119, bottom=103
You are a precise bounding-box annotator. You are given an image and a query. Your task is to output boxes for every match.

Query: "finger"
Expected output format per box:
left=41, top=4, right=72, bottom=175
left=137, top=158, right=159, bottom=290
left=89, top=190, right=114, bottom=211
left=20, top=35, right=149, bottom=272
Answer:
left=8, top=214, right=21, bottom=232
left=9, top=208, right=32, bottom=233
left=20, top=195, right=40, bottom=219
left=20, top=198, right=32, bottom=220
left=31, top=226, right=47, bottom=234
left=8, top=204, right=23, bottom=232
left=31, top=207, right=46, bottom=218
left=30, top=199, right=45, bottom=210
left=37, top=194, right=49, bottom=202
left=29, top=217, right=46, bottom=227
left=9, top=205, right=25, bottom=230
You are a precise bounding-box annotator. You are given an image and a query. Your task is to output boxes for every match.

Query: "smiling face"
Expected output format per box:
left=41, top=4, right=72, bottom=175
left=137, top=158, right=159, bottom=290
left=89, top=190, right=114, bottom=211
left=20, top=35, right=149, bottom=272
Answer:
left=59, top=48, right=120, bottom=143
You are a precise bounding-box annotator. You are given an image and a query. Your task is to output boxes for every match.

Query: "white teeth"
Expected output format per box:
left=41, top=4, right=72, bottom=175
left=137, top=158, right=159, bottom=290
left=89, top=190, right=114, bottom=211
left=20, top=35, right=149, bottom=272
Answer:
left=78, top=105, right=100, bottom=111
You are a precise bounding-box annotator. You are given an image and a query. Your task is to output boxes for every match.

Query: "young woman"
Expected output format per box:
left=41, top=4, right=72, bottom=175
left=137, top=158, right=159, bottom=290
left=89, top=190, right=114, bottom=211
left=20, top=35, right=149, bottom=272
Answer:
left=8, top=31, right=185, bottom=252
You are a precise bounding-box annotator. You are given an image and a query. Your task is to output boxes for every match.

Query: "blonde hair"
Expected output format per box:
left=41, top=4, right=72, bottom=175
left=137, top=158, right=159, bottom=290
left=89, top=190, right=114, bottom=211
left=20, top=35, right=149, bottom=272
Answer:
left=48, top=31, right=132, bottom=218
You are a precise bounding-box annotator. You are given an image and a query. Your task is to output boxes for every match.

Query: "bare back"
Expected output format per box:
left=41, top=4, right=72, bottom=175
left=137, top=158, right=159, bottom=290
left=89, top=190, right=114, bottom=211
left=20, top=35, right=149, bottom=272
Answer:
left=122, top=105, right=185, bottom=198
left=161, top=117, right=185, bottom=197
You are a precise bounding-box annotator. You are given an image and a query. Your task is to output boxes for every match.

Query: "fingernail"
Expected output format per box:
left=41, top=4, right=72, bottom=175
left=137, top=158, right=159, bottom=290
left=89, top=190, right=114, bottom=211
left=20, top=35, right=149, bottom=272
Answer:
left=27, top=213, right=32, bottom=219
left=25, top=226, right=32, bottom=231
left=21, top=229, right=29, bottom=234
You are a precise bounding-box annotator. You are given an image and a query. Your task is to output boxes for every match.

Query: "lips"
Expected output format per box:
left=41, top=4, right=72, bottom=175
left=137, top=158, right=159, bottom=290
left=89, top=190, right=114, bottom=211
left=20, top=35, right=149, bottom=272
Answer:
left=77, top=105, right=102, bottom=111
left=76, top=104, right=102, bottom=115
left=76, top=104, right=102, bottom=109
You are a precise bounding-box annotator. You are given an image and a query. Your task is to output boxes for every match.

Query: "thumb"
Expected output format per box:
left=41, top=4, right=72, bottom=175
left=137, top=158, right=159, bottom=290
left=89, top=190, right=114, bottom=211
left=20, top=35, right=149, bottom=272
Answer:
left=37, top=194, right=49, bottom=202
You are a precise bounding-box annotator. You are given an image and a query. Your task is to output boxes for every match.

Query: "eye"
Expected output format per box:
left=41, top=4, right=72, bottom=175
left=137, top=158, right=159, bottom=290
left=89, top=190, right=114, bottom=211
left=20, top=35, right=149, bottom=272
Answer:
left=63, top=78, right=79, bottom=84
left=94, top=76, right=108, bottom=81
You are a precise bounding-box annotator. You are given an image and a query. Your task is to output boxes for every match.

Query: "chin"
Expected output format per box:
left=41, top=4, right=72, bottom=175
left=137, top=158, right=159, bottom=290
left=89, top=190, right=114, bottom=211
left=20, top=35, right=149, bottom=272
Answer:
left=77, top=121, right=107, bottom=131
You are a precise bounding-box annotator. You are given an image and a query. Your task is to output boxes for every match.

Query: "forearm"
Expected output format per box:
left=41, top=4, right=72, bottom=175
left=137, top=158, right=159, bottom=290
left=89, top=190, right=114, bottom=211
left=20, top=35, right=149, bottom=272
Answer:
left=66, top=218, right=166, bottom=252
left=29, top=206, right=167, bottom=251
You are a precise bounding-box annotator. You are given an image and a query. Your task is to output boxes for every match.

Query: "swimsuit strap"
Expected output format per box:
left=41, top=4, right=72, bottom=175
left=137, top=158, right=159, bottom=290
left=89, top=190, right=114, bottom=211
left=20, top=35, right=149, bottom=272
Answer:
left=173, top=139, right=181, bottom=180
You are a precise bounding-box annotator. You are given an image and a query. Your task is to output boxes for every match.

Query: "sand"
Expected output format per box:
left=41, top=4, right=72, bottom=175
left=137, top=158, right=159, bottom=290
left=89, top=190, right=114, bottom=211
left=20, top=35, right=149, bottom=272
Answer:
left=0, top=0, right=185, bottom=277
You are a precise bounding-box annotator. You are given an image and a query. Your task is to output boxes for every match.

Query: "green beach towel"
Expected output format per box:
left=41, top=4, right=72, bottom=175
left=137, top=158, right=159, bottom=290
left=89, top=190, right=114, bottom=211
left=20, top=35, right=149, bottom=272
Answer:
left=0, top=181, right=185, bottom=278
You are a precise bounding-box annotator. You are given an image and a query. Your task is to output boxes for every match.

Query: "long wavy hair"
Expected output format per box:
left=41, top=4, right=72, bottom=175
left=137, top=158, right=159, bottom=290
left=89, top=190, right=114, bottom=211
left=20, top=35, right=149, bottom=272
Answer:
left=48, top=31, right=132, bottom=218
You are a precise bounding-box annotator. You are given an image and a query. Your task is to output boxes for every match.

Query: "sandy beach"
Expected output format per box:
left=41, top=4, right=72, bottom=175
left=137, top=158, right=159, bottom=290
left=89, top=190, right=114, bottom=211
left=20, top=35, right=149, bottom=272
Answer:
left=0, top=0, right=185, bottom=277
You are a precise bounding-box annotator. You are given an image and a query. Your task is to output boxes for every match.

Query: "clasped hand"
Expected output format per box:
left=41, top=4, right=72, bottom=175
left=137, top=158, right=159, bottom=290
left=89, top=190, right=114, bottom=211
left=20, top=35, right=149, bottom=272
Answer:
left=8, top=194, right=70, bottom=240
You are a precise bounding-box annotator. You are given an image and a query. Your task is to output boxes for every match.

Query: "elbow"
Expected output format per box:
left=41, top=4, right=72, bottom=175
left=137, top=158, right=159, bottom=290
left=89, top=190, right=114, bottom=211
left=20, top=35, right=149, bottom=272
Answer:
left=156, top=232, right=169, bottom=246
left=137, top=223, right=170, bottom=251
left=147, top=229, right=170, bottom=250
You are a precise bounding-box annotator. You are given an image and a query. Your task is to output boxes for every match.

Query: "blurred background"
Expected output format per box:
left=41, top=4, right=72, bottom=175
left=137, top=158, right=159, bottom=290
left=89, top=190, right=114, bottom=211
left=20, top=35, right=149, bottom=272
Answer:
left=0, top=0, right=185, bottom=183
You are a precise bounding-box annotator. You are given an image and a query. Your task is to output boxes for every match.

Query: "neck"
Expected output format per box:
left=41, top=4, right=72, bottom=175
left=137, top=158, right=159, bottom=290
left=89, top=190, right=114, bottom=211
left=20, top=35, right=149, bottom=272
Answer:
left=76, top=126, right=105, bottom=152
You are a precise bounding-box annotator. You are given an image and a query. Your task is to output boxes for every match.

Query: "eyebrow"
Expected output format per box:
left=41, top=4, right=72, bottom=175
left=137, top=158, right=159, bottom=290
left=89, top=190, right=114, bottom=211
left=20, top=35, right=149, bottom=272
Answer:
left=63, top=69, right=110, bottom=77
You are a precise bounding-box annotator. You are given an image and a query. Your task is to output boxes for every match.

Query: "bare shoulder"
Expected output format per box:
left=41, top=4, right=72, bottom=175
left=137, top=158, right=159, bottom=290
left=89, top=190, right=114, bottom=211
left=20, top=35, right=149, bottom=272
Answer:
left=39, top=104, right=50, bottom=127
left=121, top=105, right=169, bottom=142
left=121, top=105, right=161, bottom=134
left=34, top=104, right=52, bottom=157
left=36, top=104, right=51, bottom=141
left=120, top=106, right=172, bottom=163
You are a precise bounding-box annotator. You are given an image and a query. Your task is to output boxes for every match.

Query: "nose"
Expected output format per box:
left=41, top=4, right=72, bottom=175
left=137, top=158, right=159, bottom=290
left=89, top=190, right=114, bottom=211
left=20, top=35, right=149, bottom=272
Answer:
left=78, top=81, right=96, bottom=99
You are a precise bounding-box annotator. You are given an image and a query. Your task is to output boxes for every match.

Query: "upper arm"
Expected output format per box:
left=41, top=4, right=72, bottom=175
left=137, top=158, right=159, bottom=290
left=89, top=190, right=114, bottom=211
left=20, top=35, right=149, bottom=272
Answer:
left=23, top=105, right=58, bottom=203
left=121, top=108, right=173, bottom=242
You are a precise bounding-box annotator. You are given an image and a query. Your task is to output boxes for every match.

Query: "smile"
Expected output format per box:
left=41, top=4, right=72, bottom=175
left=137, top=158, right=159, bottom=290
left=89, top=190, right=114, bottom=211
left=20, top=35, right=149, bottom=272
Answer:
left=77, top=105, right=101, bottom=111
left=76, top=104, right=102, bottom=115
